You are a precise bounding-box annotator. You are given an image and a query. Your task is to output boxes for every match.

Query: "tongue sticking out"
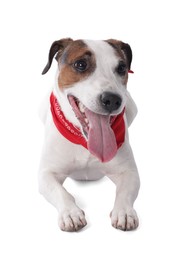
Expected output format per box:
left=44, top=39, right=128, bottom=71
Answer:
left=85, top=108, right=118, bottom=162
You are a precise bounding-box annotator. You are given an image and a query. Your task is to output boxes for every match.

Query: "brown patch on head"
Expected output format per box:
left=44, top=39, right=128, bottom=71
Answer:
left=58, top=40, right=96, bottom=88
left=106, top=39, right=125, bottom=60
left=105, top=39, right=133, bottom=86
left=106, top=39, right=132, bottom=69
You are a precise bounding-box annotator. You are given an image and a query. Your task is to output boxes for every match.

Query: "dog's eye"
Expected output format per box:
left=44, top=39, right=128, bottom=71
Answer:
left=74, top=59, right=87, bottom=72
left=116, top=62, right=127, bottom=75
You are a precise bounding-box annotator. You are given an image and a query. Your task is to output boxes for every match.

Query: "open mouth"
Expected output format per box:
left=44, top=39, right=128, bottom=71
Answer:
left=68, top=95, right=117, bottom=137
left=68, top=95, right=118, bottom=162
left=68, top=95, right=90, bottom=138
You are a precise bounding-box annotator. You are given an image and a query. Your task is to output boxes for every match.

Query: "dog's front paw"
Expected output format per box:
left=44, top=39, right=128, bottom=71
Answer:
left=110, top=208, right=139, bottom=231
left=58, top=207, right=87, bottom=232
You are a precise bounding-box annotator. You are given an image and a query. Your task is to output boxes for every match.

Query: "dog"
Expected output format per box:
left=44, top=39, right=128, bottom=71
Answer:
left=38, top=38, right=140, bottom=232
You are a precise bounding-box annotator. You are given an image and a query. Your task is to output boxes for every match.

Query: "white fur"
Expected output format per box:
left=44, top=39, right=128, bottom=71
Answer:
left=38, top=40, right=140, bottom=231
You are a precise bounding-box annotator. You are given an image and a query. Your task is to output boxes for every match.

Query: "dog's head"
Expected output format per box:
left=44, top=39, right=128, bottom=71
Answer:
left=42, top=38, right=133, bottom=161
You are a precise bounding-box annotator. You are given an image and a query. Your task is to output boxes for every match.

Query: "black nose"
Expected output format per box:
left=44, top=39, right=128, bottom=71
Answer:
left=100, top=92, right=122, bottom=113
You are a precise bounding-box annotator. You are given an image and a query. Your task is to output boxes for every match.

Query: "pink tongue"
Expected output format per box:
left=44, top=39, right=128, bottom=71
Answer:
left=85, top=108, right=117, bottom=162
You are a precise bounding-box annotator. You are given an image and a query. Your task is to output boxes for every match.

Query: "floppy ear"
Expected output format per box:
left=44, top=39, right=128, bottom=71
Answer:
left=121, top=42, right=132, bottom=70
left=106, top=39, right=133, bottom=69
left=42, top=38, right=73, bottom=75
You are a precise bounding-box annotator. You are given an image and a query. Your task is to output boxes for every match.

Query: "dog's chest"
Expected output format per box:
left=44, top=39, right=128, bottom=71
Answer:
left=69, top=155, right=106, bottom=180
left=57, top=145, right=105, bottom=180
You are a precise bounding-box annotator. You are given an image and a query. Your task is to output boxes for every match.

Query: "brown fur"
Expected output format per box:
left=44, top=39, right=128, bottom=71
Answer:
left=42, top=38, right=131, bottom=88
left=58, top=40, right=96, bottom=88
left=106, top=39, right=126, bottom=59
left=106, top=39, right=130, bottom=85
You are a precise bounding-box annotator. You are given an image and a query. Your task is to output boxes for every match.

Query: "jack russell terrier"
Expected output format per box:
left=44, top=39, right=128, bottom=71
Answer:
left=39, top=38, right=140, bottom=232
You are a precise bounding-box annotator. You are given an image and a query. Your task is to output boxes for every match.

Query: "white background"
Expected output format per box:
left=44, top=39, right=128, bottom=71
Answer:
left=0, top=0, right=180, bottom=259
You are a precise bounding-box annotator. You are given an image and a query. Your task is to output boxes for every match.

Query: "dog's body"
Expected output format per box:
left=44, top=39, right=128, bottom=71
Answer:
left=39, top=38, right=140, bottom=232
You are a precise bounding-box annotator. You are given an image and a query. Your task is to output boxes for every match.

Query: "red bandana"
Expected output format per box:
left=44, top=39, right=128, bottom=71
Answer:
left=50, top=92, right=125, bottom=155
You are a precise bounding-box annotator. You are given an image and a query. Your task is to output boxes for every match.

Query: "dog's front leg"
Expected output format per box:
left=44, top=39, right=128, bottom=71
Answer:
left=109, top=170, right=140, bottom=231
left=38, top=171, right=87, bottom=232
left=108, top=151, right=140, bottom=231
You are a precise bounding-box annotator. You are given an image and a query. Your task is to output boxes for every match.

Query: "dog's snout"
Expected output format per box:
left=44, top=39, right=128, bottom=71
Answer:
left=100, top=92, right=122, bottom=113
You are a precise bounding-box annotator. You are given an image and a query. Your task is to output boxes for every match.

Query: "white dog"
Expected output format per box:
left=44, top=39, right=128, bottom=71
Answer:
left=39, top=38, right=140, bottom=232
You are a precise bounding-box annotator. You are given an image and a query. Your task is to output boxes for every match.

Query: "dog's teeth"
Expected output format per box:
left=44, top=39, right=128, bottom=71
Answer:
left=79, top=102, right=85, bottom=113
left=85, top=118, right=88, bottom=124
